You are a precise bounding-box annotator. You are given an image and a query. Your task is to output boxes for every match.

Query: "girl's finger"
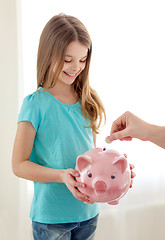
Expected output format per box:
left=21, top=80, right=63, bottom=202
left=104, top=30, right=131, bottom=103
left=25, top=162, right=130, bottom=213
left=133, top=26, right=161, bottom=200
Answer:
left=72, top=188, right=89, bottom=202
left=129, top=164, right=135, bottom=170
left=130, top=179, right=133, bottom=188
left=131, top=171, right=136, bottom=178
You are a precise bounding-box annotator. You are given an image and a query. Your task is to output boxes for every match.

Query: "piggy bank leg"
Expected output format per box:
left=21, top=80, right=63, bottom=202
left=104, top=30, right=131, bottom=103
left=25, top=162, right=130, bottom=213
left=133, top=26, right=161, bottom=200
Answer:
left=84, top=200, right=95, bottom=204
left=108, top=200, right=119, bottom=205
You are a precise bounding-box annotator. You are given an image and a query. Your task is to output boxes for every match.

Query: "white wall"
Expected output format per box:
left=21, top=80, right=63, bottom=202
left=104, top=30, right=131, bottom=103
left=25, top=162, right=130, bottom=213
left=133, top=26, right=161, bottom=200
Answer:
left=0, top=0, right=20, bottom=239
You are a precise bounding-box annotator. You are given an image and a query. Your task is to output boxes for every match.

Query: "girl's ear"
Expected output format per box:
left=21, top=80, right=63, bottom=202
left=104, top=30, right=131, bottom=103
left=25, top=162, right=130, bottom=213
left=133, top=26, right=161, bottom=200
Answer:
left=113, top=156, right=127, bottom=173
left=76, top=156, right=91, bottom=172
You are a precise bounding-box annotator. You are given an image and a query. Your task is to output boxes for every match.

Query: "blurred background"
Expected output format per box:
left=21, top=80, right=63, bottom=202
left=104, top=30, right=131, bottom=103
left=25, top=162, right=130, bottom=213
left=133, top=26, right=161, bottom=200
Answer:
left=1, top=0, right=165, bottom=239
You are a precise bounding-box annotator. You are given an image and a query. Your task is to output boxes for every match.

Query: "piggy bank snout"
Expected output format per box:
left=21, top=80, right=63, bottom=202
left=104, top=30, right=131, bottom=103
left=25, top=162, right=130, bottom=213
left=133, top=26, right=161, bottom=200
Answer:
left=94, top=180, right=108, bottom=195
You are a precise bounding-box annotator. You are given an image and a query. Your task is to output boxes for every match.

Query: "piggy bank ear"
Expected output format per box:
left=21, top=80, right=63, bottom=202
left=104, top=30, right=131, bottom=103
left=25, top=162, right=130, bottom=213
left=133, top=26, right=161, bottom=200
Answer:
left=113, top=156, right=127, bottom=173
left=76, top=156, right=91, bottom=172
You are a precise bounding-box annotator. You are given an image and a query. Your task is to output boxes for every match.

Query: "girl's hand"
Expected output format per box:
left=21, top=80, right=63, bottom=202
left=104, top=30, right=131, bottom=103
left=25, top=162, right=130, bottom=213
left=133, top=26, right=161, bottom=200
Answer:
left=129, top=164, right=136, bottom=188
left=62, top=168, right=90, bottom=203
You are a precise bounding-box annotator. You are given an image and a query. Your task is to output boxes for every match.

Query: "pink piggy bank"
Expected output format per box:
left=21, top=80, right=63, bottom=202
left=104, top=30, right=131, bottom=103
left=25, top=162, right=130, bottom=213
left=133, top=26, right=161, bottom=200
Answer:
left=75, top=148, right=131, bottom=205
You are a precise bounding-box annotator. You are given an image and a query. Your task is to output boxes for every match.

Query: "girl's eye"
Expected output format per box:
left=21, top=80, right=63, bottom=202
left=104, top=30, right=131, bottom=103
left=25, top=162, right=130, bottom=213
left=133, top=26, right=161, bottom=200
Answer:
left=80, top=59, right=87, bottom=63
left=64, top=59, right=87, bottom=64
left=111, top=175, right=115, bottom=179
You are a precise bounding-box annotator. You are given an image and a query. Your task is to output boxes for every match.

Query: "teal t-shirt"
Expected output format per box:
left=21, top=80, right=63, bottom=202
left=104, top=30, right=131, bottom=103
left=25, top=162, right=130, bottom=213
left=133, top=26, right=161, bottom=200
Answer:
left=18, top=87, right=99, bottom=224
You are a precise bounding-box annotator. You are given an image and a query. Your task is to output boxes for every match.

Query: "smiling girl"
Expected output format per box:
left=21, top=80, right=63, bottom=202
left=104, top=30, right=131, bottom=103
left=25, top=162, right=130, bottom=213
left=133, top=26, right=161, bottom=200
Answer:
left=12, top=14, right=106, bottom=239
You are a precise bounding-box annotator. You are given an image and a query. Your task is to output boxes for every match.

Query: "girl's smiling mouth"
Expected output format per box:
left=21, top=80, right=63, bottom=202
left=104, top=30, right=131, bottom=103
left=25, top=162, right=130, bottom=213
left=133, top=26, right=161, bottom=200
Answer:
left=64, top=71, right=78, bottom=77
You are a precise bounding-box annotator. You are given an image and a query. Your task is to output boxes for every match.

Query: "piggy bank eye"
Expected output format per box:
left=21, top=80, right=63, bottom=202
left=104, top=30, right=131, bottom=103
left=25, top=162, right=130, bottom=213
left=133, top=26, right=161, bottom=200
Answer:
left=88, top=173, right=92, bottom=178
left=103, top=148, right=106, bottom=151
left=111, top=172, right=116, bottom=180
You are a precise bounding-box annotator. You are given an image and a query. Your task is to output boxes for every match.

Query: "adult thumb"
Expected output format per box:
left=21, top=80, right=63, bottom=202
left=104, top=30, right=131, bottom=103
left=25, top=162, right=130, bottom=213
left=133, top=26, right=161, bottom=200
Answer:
left=109, top=128, right=130, bottom=141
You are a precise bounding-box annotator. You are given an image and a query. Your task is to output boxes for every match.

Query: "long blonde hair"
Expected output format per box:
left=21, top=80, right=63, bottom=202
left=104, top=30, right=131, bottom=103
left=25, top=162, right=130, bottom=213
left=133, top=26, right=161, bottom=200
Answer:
left=37, top=14, right=106, bottom=133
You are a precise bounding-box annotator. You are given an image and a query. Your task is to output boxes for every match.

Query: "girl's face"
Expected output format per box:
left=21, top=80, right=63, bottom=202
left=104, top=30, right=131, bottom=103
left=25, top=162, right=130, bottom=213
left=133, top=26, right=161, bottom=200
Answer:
left=58, top=41, right=88, bottom=86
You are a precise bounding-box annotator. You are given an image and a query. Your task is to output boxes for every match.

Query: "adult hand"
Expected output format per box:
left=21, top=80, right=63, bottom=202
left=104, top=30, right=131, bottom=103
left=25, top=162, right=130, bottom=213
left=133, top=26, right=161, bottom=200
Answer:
left=107, top=111, right=150, bottom=142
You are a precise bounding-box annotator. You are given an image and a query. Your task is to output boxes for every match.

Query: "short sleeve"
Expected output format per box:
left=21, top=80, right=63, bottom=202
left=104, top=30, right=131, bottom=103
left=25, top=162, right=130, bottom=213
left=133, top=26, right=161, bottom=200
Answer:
left=18, top=94, right=41, bottom=131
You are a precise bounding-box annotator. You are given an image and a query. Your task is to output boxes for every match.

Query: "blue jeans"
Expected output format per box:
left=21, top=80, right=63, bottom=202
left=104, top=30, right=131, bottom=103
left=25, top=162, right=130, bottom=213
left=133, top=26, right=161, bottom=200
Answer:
left=32, top=214, right=99, bottom=240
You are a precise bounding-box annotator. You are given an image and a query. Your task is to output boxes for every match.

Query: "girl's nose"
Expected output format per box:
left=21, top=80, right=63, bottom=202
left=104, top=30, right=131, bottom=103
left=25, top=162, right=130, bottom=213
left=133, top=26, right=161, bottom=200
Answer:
left=71, top=62, right=80, bottom=72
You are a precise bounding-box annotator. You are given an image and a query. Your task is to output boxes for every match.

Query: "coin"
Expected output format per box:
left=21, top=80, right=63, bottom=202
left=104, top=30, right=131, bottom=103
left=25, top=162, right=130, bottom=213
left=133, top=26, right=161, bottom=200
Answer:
left=105, top=136, right=112, bottom=144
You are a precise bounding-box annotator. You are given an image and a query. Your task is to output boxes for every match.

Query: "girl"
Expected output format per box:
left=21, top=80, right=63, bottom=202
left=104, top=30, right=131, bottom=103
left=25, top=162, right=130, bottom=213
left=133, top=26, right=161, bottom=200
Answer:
left=12, top=14, right=106, bottom=240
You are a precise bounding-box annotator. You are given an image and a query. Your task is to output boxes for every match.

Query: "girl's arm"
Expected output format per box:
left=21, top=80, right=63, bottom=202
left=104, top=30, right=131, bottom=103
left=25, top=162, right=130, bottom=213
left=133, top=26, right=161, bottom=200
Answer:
left=12, top=121, right=64, bottom=182
left=12, top=121, right=89, bottom=202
